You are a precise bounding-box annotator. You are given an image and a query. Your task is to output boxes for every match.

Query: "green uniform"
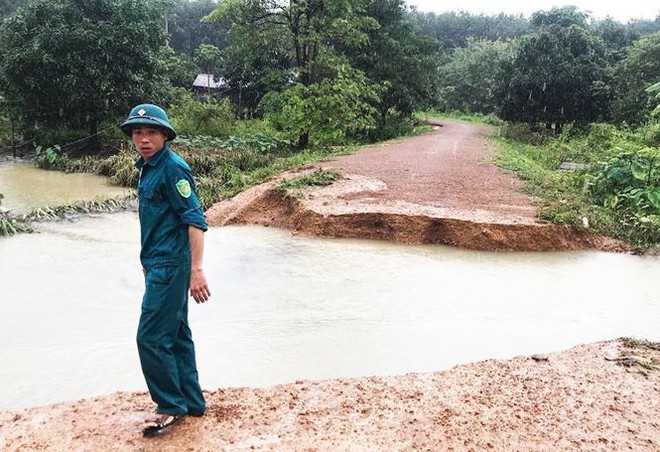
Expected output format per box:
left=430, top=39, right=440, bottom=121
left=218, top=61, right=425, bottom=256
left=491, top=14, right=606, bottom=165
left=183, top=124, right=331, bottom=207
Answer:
left=135, top=145, right=207, bottom=416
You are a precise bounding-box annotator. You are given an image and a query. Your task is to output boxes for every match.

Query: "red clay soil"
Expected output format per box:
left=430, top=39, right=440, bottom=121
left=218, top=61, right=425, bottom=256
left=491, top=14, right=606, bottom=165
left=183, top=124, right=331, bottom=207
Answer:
left=2, top=339, right=660, bottom=451
left=206, top=119, right=625, bottom=252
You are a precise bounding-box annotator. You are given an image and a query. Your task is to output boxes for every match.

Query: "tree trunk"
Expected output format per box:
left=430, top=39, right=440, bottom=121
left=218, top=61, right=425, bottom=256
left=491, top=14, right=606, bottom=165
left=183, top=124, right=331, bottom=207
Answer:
left=297, top=131, right=309, bottom=150
left=88, top=120, right=101, bottom=154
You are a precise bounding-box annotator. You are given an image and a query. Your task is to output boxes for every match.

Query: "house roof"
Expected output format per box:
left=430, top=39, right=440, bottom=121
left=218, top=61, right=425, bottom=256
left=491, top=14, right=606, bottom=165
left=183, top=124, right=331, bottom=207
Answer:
left=192, top=74, right=227, bottom=89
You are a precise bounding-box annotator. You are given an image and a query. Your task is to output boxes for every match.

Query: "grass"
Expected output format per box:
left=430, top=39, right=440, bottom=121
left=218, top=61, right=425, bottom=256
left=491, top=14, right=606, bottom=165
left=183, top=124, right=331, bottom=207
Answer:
left=493, top=121, right=660, bottom=250
left=278, top=169, right=342, bottom=189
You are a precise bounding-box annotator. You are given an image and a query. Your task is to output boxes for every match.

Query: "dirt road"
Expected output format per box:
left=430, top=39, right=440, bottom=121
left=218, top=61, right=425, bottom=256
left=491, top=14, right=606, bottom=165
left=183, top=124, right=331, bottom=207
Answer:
left=206, top=120, right=623, bottom=251
left=2, top=339, right=659, bottom=451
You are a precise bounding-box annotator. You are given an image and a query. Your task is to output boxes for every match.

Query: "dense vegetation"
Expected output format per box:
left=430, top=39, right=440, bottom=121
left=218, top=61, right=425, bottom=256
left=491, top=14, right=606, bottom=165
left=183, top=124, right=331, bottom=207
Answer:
left=0, top=1, right=659, bottom=247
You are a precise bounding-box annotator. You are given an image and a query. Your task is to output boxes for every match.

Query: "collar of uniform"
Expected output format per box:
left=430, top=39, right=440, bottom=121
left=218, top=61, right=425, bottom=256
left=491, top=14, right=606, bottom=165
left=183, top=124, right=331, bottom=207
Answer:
left=134, top=145, right=169, bottom=170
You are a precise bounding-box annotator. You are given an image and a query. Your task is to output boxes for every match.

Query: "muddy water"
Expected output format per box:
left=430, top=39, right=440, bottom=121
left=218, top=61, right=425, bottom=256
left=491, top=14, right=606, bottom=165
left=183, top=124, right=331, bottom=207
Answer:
left=1, top=212, right=659, bottom=411
left=0, top=163, right=130, bottom=214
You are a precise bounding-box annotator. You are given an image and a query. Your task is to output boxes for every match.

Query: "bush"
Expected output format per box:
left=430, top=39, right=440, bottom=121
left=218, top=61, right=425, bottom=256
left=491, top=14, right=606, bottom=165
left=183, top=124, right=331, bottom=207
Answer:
left=169, top=89, right=235, bottom=138
left=369, top=113, right=416, bottom=141
left=500, top=122, right=551, bottom=145
left=639, top=121, right=660, bottom=148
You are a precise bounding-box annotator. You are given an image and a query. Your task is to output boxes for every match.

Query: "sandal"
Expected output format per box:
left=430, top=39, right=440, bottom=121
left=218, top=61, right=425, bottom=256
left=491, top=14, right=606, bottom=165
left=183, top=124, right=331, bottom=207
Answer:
left=142, top=413, right=186, bottom=437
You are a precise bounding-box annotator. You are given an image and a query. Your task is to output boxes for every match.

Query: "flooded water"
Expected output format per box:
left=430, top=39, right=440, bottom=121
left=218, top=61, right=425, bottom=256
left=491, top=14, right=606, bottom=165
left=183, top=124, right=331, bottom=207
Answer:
left=0, top=163, right=130, bottom=214
left=1, top=212, right=659, bottom=411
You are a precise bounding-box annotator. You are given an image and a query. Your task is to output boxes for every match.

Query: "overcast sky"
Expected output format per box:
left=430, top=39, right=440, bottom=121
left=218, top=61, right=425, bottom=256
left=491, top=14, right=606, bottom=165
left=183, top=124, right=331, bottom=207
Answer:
left=405, top=0, right=659, bottom=22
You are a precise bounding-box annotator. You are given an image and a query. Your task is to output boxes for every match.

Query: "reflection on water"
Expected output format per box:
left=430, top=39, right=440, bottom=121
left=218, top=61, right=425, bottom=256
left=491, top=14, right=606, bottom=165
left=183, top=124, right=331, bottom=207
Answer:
left=0, top=163, right=130, bottom=214
left=1, top=211, right=659, bottom=410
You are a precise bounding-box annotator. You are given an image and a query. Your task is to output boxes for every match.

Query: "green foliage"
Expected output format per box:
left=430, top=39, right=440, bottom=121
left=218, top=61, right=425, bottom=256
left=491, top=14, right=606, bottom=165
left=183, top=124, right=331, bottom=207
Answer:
left=368, top=113, right=417, bottom=141
left=221, top=133, right=291, bottom=153
left=261, top=63, right=378, bottom=147
left=165, top=0, right=228, bottom=56
left=496, top=23, right=610, bottom=129
left=340, top=0, right=441, bottom=121
left=33, top=145, right=63, bottom=169
left=610, top=33, right=660, bottom=125
left=639, top=120, right=660, bottom=148
left=159, top=46, right=198, bottom=88
left=585, top=148, right=660, bottom=245
left=279, top=170, right=342, bottom=190
left=437, top=38, right=515, bottom=114
left=530, top=6, right=588, bottom=29
left=648, top=82, right=660, bottom=116
left=169, top=89, right=235, bottom=138
left=0, top=214, right=19, bottom=236
left=106, top=148, right=139, bottom=186
left=496, top=121, right=660, bottom=248
left=0, top=0, right=169, bottom=149
left=410, top=10, right=531, bottom=50
left=194, top=44, right=222, bottom=75
left=21, top=196, right=135, bottom=223
left=0, top=193, right=133, bottom=237
left=500, top=122, right=551, bottom=145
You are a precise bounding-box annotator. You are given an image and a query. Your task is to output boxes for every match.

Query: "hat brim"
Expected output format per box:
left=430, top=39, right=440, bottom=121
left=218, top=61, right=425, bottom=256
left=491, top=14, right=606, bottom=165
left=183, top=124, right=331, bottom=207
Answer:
left=120, top=117, right=177, bottom=141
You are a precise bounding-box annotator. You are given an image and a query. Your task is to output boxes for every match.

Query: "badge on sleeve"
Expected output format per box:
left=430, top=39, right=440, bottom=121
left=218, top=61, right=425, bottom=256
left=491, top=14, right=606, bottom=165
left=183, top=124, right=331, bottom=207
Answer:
left=176, top=179, right=192, bottom=198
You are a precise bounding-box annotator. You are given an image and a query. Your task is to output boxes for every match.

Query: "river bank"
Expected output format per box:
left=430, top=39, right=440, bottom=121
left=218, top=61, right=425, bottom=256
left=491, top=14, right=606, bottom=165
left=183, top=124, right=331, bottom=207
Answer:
left=1, top=339, right=659, bottom=451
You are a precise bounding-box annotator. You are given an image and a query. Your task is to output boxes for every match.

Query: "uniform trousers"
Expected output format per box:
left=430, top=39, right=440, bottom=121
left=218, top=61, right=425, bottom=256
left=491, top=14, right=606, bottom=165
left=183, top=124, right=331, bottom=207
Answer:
left=137, top=264, right=205, bottom=416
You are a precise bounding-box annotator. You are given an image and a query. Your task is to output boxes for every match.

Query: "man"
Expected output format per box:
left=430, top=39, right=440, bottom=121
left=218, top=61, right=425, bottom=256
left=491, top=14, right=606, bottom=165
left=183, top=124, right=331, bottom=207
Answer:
left=120, top=103, right=211, bottom=437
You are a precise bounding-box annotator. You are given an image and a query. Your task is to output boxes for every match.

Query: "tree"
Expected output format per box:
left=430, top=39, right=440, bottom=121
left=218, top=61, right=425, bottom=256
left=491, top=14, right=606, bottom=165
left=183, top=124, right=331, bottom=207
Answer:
left=208, top=0, right=378, bottom=147
left=610, top=32, right=660, bottom=125
left=592, top=18, right=641, bottom=63
left=496, top=23, right=610, bottom=131
left=194, top=43, right=223, bottom=76
left=165, top=0, right=228, bottom=56
left=0, top=0, right=28, bottom=18
left=437, top=38, right=514, bottom=114
left=159, top=46, right=199, bottom=88
left=409, top=10, right=530, bottom=51
left=261, top=62, right=378, bottom=146
left=0, top=0, right=169, bottom=150
left=340, top=0, right=440, bottom=128
left=529, top=6, right=588, bottom=29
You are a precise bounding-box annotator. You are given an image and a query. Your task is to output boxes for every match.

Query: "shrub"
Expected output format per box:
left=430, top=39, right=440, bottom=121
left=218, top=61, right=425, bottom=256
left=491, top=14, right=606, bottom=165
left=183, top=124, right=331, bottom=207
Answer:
left=500, top=122, right=551, bottom=145
left=639, top=121, right=660, bottom=148
left=169, top=89, right=235, bottom=138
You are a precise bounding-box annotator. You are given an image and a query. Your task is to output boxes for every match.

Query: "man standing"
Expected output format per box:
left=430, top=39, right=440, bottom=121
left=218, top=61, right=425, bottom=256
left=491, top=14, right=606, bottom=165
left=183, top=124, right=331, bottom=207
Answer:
left=120, top=103, right=211, bottom=436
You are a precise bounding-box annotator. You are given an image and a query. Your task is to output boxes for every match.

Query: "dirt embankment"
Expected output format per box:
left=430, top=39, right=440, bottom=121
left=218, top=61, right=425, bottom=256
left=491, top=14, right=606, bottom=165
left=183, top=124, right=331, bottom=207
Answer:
left=206, top=120, right=625, bottom=252
left=2, top=339, right=659, bottom=451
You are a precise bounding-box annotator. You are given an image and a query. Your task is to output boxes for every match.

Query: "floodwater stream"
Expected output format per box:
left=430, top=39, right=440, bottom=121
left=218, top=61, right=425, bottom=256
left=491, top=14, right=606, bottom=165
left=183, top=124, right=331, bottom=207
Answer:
left=1, top=210, right=659, bottom=411
left=0, top=162, right=130, bottom=214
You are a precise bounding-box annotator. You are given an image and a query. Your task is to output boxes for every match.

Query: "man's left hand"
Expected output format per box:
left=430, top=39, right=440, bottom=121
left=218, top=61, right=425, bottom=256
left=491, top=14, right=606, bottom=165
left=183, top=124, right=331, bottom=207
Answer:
left=190, top=268, right=211, bottom=303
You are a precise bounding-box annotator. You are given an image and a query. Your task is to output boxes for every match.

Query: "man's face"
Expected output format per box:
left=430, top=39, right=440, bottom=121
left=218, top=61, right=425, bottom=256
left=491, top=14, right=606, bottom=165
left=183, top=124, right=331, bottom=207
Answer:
left=132, top=125, right=167, bottom=161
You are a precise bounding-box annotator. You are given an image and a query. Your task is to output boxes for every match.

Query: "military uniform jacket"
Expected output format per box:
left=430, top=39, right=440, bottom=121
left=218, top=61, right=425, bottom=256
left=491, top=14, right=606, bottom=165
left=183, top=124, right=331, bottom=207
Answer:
left=136, top=145, right=207, bottom=269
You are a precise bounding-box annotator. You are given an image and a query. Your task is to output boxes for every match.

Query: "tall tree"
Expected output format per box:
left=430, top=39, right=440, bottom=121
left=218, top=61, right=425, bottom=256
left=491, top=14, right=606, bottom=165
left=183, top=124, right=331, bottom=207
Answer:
left=208, top=0, right=378, bottom=147
left=610, top=32, right=660, bottom=125
left=409, top=10, right=530, bottom=51
left=496, top=22, right=610, bottom=130
left=0, top=0, right=169, bottom=150
left=529, top=5, right=588, bottom=29
left=340, top=0, right=440, bottom=127
left=437, top=38, right=514, bottom=114
left=165, top=0, right=228, bottom=56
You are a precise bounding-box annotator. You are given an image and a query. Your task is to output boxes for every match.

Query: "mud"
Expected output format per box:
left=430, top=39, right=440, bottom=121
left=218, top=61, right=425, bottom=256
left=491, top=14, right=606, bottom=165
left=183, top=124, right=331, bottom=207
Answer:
left=2, top=339, right=659, bottom=451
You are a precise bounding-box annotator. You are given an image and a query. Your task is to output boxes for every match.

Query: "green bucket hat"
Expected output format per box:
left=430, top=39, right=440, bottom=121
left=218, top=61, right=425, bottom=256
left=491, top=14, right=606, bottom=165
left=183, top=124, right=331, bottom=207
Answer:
left=120, top=103, right=177, bottom=141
